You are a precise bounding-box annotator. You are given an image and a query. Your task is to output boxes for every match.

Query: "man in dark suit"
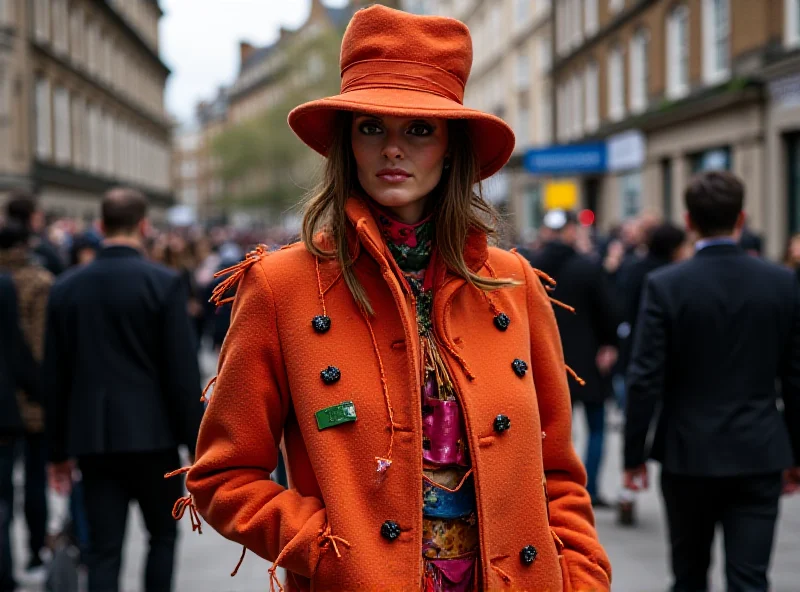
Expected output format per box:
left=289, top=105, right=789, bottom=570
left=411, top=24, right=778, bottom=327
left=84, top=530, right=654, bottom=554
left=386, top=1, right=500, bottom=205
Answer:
left=44, top=188, right=204, bottom=592
left=525, top=210, right=619, bottom=507
left=624, top=171, right=800, bottom=592
left=0, top=274, right=40, bottom=592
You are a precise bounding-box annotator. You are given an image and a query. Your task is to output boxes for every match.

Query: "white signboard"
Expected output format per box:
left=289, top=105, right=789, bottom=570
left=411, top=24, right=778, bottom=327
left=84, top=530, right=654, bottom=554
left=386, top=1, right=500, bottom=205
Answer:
left=606, top=129, right=646, bottom=173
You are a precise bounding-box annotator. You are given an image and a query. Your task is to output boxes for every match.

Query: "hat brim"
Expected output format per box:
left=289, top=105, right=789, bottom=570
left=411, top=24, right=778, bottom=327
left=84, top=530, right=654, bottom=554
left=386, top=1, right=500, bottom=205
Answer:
left=288, top=88, right=515, bottom=181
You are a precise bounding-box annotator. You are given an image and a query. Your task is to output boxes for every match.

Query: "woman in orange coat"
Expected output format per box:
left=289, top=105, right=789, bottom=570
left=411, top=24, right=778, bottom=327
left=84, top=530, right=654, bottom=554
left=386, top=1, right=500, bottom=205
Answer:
left=180, top=6, right=610, bottom=592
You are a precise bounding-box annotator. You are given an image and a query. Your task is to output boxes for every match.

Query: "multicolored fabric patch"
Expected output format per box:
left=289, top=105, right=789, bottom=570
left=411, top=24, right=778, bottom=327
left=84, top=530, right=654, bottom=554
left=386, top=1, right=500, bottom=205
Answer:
left=422, top=516, right=479, bottom=559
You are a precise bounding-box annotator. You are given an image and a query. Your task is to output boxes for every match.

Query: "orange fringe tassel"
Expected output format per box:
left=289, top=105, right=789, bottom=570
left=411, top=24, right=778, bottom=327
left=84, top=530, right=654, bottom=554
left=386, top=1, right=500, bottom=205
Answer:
left=358, top=304, right=396, bottom=472
left=231, top=546, right=247, bottom=577
left=566, top=365, right=586, bottom=386
left=533, top=268, right=557, bottom=287
left=200, top=376, right=217, bottom=403
left=549, top=297, right=576, bottom=314
left=210, top=245, right=269, bottom=306
left=164, top=466, right=191, bottom=479
left=268, top=545, right=291, bottom=592
left=172, top=496, right=203, bottom=534
left=320, top=525, right=351, bottom=558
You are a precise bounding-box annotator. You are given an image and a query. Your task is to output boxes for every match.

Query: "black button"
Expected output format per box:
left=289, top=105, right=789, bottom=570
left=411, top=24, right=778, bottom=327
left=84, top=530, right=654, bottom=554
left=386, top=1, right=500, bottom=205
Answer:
left=320, top=366, right=341, bottom=384
left=512, top=359, right=528, bottom=377
left=494, top=312, right=510, bottom=331
left=494, top=414, right=511, bottom=433
left=381, top=520, right=401, bottom=541
left=312, top=315, right=331, bottom=333
left=520, top=545, right=538, bottom=565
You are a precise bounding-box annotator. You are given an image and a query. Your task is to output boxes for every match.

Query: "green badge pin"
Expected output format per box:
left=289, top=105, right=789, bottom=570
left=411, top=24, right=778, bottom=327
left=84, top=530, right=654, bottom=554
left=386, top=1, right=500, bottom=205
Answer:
left=315, top=401, right=357, bottom=430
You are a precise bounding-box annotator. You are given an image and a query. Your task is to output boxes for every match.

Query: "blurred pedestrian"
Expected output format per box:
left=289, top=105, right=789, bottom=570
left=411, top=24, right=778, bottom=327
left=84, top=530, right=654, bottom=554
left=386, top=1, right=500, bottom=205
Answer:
left=5, top=191, right=64, bottom=276
left=0, top=274, right=41, bottom=592
left=525, top=209, right=620, bottom=508
left=43, top=188, right=204, bottom=592
left=0, top=222, right=54, bottom=580
left=68, top=232, right=101, bottom=268
left=182, top=7, right=611, bottom=592
left=783, top=233, right=800, bottom=279
left=625, top=171, right=800, bottom=592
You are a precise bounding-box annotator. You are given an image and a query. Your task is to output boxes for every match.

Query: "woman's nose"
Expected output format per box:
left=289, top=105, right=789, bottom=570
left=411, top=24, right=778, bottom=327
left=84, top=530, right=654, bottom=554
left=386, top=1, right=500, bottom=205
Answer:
left=381, top=135, right=404, bottom=160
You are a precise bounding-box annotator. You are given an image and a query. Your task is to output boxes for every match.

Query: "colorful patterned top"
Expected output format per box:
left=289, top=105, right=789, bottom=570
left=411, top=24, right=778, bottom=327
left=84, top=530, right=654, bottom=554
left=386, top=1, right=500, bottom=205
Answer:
left=373, top=206, right=479, bottom=592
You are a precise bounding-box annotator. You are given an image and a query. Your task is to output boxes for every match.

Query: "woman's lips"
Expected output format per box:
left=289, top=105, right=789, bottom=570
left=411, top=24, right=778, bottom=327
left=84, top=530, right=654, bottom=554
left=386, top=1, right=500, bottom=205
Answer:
left=377, top=169, right=412, bottom=184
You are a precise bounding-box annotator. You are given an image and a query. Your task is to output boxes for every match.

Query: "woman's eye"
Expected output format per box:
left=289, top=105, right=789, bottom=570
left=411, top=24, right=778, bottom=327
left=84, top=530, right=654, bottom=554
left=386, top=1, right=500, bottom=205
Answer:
left=359, top=123, right=382, bottom=135
left=409, top=124, right=433, bottom=136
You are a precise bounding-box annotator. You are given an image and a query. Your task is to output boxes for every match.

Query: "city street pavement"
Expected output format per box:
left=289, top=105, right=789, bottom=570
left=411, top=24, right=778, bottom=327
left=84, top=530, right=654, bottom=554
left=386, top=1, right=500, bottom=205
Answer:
left=10, top=366, right=800, bottom=591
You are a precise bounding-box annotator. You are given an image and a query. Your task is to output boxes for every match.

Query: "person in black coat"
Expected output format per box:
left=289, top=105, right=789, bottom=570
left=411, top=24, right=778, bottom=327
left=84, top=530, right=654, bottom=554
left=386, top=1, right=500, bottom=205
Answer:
left=6, top=191, right=64, bottom=276
left=618, top=223, right=688, bottom=385
left=525, top=210, right=620, bottom=507
left=625, top=171, right=800, bottom=592
left=0, top=274, right=40, bottom=592
left=43, top=188, right=204, bottom=592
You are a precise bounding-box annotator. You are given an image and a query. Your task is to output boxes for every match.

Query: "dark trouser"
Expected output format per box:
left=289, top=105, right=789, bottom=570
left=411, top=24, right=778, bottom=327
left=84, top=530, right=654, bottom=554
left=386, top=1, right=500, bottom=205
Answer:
left=79, top=449, right=183, bottom=592
left=24, top=433, right=48, bottom=560
left=0, top=440, right=16, bottom=592
left=578, top=400, right=606, bottom=500
left=660, top=471, right=782, bottom=592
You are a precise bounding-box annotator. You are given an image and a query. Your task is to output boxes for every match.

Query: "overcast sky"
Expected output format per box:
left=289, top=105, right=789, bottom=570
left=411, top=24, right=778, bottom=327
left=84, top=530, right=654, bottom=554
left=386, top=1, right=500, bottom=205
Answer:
left=160, top=0, right=348, bottom=124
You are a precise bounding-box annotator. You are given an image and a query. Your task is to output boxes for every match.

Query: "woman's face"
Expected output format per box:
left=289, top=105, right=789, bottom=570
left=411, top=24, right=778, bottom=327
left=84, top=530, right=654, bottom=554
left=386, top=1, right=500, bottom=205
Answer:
left=351, top=114, right=449, bottom=224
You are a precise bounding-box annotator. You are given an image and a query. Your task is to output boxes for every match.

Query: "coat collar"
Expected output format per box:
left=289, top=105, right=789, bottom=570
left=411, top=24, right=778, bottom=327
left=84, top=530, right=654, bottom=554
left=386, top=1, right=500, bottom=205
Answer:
left=343, top=195, right=489, bottom=277
left=97, top=245, right=143, bottom=259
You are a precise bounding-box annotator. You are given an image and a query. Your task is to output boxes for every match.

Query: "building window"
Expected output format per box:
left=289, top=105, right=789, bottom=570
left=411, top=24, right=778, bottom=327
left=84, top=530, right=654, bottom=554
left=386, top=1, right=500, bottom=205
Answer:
left=584, top=0, right=598, bottom=36
left=788, top=134, right=800, bottom=236
left=70, top=7, right=83, bottom=64
left=516, top=51, right=530, bottom=90
left=620, top=172, right=642, bottom=219
left=53, top=87, right=71, bottom=164
left=538, top=87, right=551, bottom=144
left=629, top=29, right=649, bottom=114
left=607, top=45, right=625, bottom=122
left=571, top=0, right=583, bottom=47
left=571, top=74, right=583, bottom=139
left=87, top=103, right=100, bottom=172
left=703, top=0, right=729, bottom=83
left=87, top=19, right=98, bottom=73
left=35, top=77, right=51, bottom=159
left=786, top=0, right=800, bottom=47
left=539, top=35, right=551, bottom=72
left=609, top=0, right=624, bottom=14
left=52, top=0, right=68, bottom=53
left=691, top=146, right=731, bottom=172
left=667, top=5, right=690, bottom=99
left=71, top=96, right=83, bottom=168
left=514, top=0, right=529, bottom=27
left=518, top=103, right=530, bottom=147
left=34, top=0, right=50, bottom=42
left=584, top=61, right=599, bottom=132
left=0, top=0, right=10, bottom=25
left=557, top=82, right=567, bottom=141
left=661, top=158, right=672, bottom=218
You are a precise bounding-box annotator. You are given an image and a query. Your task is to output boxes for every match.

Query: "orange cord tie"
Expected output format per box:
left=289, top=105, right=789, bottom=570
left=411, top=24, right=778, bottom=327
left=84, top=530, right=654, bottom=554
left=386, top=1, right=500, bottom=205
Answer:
left=566, top=365, right=586, bottom=386
left=200, top=376, right=217, bottom=403
left=164, top=466, right=191, bottom=479
left=268, top=545, right=291, bottom=592
left=314, top=256, right=328, bottom=317
left=533, top=268, right=557, bottom=287
left=549, top=297, right=576, bottom=314
left=358, top=304, right=396, bottom=473
left=210, top=245, right=269, bottom=306
left=230, top=545, right=247, bottom=577
left=172, top=496, right=203, bottom=534
left=490, top=556, right=514, bottom=584
left=320, top=525, right=352, bottom=559
left=439, top=336, right=475, bottom=381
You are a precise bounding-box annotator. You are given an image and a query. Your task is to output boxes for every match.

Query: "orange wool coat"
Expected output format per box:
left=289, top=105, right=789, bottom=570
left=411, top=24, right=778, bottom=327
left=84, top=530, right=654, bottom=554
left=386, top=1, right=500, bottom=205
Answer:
left=186, top=197, right=611, bottom=591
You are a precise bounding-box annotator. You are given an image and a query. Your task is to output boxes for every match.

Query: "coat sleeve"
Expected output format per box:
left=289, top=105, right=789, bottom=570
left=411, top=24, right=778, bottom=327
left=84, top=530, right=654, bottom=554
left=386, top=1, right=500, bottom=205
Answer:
left=518, top=255, right=612, bottom=592
left=780, top=278, right=800, bottom=465
left=159, top=275, right=204, bottom=455
left=43, top=288, right=72, bottom=463
left=186, top=259, right=326, bottom=578
left=624, top=276, right=668, bottom=469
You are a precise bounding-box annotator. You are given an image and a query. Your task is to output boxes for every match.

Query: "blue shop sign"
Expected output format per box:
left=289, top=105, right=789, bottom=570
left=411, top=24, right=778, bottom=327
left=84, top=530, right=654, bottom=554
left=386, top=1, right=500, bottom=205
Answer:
left=523, top=142, right=607, bottom=175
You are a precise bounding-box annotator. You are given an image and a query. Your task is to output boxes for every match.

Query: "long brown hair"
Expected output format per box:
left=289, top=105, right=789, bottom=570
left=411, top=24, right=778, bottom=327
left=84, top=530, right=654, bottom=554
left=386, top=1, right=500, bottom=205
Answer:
left=301, top=111, right=515, bottom=314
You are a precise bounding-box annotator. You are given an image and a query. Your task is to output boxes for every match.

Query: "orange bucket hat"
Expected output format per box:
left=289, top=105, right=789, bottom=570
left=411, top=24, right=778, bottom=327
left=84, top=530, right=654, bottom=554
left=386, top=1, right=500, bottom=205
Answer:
left=288, top=5, right=515, bottom=181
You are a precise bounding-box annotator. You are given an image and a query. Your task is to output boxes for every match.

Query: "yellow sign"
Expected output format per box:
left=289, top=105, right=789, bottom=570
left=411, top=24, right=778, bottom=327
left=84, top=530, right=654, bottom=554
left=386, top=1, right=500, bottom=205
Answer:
left=543, top=181, right=578, bottom=210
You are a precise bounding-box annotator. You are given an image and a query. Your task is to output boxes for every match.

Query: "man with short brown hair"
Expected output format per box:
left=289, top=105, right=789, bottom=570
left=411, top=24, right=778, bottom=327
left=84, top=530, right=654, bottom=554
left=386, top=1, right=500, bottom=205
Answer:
left=625, top=171, right=800, bottom=592
left=43, top=187, right=203, bottom=592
